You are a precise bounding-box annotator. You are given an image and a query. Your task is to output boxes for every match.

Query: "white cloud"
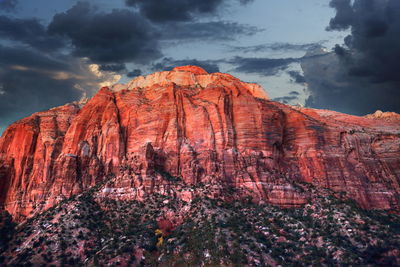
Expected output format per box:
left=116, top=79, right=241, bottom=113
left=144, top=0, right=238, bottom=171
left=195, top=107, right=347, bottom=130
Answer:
left=88, top=63, right=122, bottom=87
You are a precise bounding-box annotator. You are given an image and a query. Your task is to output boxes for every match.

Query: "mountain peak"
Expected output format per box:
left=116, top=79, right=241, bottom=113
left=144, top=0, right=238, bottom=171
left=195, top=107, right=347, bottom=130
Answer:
left=122, top=65, right=269, bottom=100
left=365, top=110, right=400, bottom=121
left=172, top=65, right=208, bottom=74
left=0, top=66, right=399, bottom=225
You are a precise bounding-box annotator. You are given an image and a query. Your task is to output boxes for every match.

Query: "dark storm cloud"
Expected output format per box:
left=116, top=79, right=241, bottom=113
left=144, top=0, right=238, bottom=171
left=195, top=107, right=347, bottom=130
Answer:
left=0, top=45, right=84, bottom=132
left=125, top=0, right=253, bottom=23
left=0, top=16, right=65, bottom=51
left=127, top=69, right=142, bottom=78
left=228, top=42, right=323, bottom=53
left=160, top=21, right=262, bottom=41
left=0, top=0, right=17, bottom=11
left=48, top=2, right=162, bottom=64
left=272, top=95, right=299, bottom=105
left=125, top=0, right=223, bottom=22
left=326, top=0, right=355, bottom=31
left=229, top=56, right=299, bottom=76
left=303, top=0, right=400, bottom=114
left=152, top=58, right=220, bottom=73
left=302, top=49, right=400, bottom=115
left=0, top=44, right=68, bottom=70
left=327, top=0, right=400, bottom=83
left=287, top=70, right=306, bottom=84
left=99, top=64, right=126, bottom=72
left=125, top=0, right=260, bottom=42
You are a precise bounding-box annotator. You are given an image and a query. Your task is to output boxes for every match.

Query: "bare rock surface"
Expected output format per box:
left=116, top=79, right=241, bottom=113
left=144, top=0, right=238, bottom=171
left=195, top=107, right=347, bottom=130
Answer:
left=0, top=66, right=399, bottom=221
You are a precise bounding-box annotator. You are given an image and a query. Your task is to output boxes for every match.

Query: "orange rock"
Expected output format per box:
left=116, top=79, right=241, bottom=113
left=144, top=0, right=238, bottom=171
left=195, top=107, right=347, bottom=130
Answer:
left=0, top=66, right=399, bottom=221
left=173, top=65, right=208, bottom=75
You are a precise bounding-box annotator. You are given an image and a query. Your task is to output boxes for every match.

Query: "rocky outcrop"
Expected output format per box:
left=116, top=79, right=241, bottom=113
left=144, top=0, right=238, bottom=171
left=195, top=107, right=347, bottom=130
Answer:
left=0, top=66, right=399, bottom=221
left=365, top=110, right=400, bottom=121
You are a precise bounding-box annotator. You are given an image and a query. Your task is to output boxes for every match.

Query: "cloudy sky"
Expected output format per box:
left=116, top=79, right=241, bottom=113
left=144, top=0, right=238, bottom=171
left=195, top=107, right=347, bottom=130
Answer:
left=0, top=0, right=399, bottom=133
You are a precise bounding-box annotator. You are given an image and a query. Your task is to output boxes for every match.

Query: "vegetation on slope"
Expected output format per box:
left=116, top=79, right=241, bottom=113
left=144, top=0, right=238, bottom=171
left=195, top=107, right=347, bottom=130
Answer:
left=0, top=181, right=399, bottom=266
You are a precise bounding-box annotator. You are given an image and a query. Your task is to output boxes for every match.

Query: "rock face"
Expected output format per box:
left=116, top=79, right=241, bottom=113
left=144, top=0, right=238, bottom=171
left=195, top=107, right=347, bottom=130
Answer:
left=0, top=66, right=399, bottom=221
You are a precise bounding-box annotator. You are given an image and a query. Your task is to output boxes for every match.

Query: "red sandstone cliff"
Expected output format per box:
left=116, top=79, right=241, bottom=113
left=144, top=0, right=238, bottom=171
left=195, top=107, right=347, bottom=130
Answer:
left=1, top=65, right=399, bottom=221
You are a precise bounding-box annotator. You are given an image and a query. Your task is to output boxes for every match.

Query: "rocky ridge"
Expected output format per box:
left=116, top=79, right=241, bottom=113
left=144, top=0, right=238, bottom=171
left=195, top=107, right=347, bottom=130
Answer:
left=0, top=65, right=399, bottom=222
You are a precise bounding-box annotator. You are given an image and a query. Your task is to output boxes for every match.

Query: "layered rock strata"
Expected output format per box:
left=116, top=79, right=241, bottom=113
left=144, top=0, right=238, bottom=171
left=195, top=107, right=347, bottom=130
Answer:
left=0, top=65, right=399, bottom=221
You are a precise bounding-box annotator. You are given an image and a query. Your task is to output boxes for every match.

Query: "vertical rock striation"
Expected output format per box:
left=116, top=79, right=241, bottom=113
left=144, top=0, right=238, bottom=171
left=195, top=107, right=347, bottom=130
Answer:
left=0, top=66, right=399, bottom=221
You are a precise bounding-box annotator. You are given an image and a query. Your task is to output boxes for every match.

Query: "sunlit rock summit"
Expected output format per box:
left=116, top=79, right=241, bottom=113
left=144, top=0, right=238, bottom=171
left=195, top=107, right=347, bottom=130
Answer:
left=0, top=66, right=399, bottom=222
